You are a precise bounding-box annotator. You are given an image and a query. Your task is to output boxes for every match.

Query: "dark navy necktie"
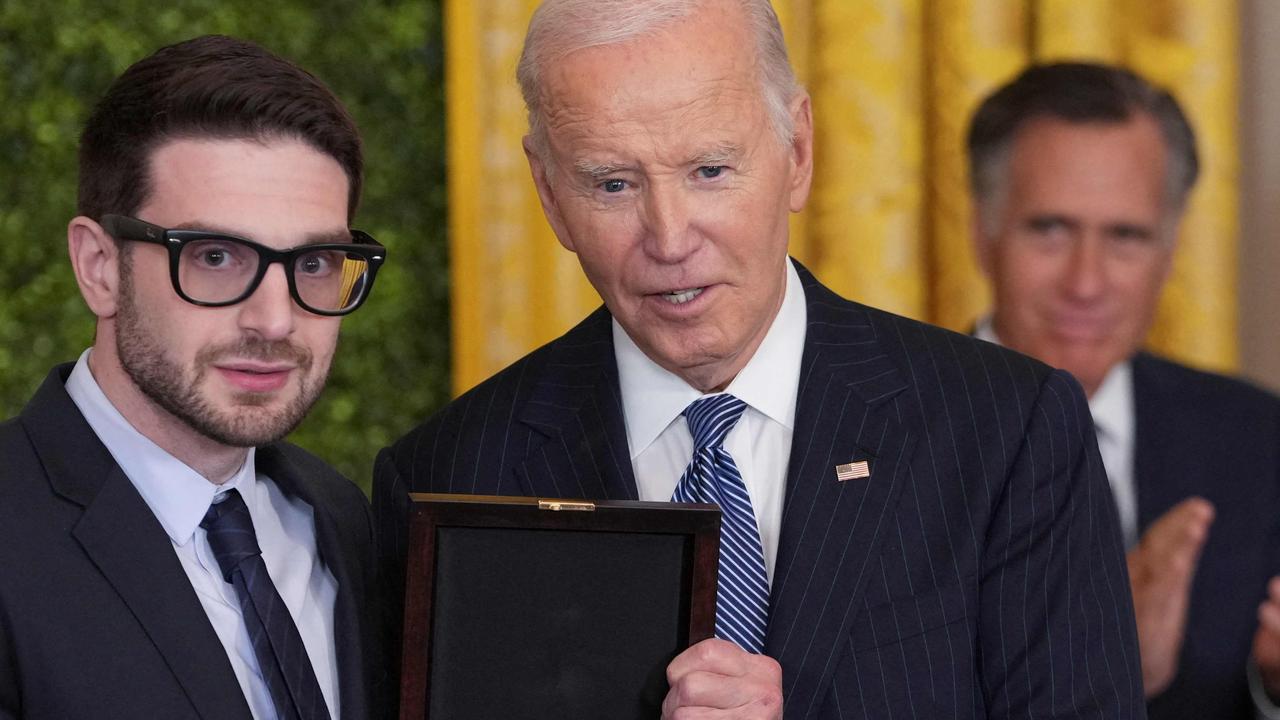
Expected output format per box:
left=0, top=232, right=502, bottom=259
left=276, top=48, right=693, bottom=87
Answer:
left=671, top=393, right=771, bottom=653
left=201, top=489, right=332, bottom=720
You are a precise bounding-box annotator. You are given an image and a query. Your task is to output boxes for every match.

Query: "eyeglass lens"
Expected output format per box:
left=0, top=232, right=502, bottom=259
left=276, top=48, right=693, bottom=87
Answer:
left=178, top=238, right=370, bottom=312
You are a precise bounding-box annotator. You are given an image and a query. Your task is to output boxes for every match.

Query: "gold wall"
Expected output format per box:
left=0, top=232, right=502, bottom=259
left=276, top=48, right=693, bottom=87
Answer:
left=446, top=0, right=1238, bottom=393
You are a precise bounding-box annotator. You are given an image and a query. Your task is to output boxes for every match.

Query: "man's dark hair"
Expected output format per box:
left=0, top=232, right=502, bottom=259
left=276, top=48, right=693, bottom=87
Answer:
left=967, top=61, right=1199, bottom=220
left=78, top=35, right=363, bottom=222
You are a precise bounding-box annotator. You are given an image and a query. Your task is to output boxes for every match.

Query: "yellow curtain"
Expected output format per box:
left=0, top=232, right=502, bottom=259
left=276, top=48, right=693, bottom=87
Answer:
left=446, top=1, right=599, bottom=393
left=447, top=0, right=1239, bottom=394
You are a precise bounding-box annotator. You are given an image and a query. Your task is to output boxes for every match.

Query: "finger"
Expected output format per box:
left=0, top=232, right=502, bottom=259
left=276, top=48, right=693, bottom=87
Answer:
left=1125, top=546, right=1146, bottom=583
left=661, top=704, right=751, bottom=720
left=1260, top=599, right=1280, bottom=636
left=661, top=705, right=717, bottom=720
left=1149, top=498, right=1214, bottom=547
left=1139, top=498, right=1214, bottom=567
left=667, top=669, right=745, bottom=710
left=664, top=667, right=783, bottom=718
left=1254, top=602, right=1280, bottom=681
left=665, top=642, right=782, bottom=717
left=667, top=639, right=753, bottom=685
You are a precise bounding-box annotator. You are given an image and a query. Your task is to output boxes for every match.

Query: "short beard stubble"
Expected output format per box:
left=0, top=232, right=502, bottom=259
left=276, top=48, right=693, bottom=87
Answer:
left=114, top=249, right=328, bottom=448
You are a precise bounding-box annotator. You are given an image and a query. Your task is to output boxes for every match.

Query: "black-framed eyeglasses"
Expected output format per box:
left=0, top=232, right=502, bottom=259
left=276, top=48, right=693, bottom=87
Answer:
left=101, top=214, right=387, bottom=316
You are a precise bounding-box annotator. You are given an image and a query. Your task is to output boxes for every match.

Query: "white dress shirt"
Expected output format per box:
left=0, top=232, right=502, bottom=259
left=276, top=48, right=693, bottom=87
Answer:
left=617, top=260, right=807, bottom=585
left=975, top=319, right=1138, bottom=548
left=65, top=349, right=341, bottom=719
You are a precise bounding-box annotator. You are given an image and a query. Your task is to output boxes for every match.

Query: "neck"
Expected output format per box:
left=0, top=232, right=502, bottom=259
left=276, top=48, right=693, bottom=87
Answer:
left=679, top=364, right=742, bottom=395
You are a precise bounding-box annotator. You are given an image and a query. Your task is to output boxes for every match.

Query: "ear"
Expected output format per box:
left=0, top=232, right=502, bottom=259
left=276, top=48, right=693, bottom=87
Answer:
left=67, top=216, right=122, bottom=319
left=971, top=209, right=994, bottom=277
left=523, top=134, right=576, bottom=253
left=786, top=92, right=815, bottom=213
left=1157, top=216, right=1181, bottom=283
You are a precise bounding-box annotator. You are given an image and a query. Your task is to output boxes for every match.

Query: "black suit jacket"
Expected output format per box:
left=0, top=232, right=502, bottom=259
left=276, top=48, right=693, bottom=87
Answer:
left=0, top=364, right=385, bottom=720
left=1130, top=353, right=1280, bottom=720
left=375, top=265, right=1144, bottom=718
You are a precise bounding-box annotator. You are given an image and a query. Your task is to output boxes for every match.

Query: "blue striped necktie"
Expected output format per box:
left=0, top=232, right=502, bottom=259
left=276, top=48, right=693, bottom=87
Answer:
left=201, top=489, right=332, bottom=720
left=671, top=393, right=770, bottom=653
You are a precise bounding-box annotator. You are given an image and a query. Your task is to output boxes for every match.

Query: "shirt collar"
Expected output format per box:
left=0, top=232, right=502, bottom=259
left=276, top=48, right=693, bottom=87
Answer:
left=973, top=315, right=999, bottom=345
left=974, top=315, right=1133, bottom=441
left=1087, top=360, right=1133, bottom=445
left=64, top=348, right=257, bottom=546
left=615, top=259, right=807, bottom=458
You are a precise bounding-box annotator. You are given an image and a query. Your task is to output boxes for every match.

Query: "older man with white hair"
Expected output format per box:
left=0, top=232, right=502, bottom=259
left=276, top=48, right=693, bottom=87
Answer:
left=376, top=2, right=1145, bottom=717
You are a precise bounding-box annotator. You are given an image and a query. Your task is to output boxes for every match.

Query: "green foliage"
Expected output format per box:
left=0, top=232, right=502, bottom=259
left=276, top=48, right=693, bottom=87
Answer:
left=0, top=0, right=450, bottom=493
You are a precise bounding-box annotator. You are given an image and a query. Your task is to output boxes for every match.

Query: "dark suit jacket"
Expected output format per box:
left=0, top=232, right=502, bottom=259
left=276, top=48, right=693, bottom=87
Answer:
left=1130, top=353, right=1280, bottom=720
left=375, top=265, right=1145, bottom=718
left=0, top=364, right=385, bottom=720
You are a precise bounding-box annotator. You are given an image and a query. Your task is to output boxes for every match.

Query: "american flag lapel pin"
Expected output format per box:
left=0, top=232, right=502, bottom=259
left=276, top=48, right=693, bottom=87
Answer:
left=835, top=460, right=871, bottom=482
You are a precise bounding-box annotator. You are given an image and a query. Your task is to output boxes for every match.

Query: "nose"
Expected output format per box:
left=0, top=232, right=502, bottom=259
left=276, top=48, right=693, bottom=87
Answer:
left=1063, top=235, right=1107, bottom=302
left=236, top=263, right=297, bottom=340
left=640, top=182, right=699, bottom=264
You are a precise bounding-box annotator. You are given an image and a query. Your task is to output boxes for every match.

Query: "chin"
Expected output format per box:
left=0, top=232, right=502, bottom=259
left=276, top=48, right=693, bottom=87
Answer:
left=205, top=407, right=304, bottom=447
left=662, top=338, right=730, bottom=368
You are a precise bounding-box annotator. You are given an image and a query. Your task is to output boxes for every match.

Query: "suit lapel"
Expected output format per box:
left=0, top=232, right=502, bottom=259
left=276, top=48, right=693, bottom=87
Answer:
left=766, top=268, right=916, bottom=716
left=514, top=308, right=638, bottom=500
left=260, top=447, right=370, bottom=720
left=23, top=367, right=250, bottom=720
left=73, top=470, right=252, bottom=720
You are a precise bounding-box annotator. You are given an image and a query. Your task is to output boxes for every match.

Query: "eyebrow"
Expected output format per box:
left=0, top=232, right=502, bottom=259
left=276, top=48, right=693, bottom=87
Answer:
left=690, top=143, right=742, bottom=166
left=571, top=143, right=744, bottom=180
left=572, top=160, right=632, bottom=180
left=170, top=221, right=353, bottom=245
left=1024, top=213, right=1078, bottom=231
left=1103, top=221, right=1157, bottom=239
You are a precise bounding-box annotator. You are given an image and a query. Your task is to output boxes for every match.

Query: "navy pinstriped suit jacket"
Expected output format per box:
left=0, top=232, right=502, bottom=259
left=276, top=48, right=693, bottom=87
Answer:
left=374, top=264, right=1145, bottom=718
left=1131, top=353, right=1280, bottom=720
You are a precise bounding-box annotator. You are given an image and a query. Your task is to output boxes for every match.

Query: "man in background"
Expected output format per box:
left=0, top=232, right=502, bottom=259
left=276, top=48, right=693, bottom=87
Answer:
left=376, top=2, right=1144, bottom=717
left=0, top=36, right=387, bottom=719
left=968, top=61, right=1280, bottom=719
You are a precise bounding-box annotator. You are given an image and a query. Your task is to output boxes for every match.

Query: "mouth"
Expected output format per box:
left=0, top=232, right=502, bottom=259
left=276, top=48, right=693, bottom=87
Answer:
left=658, top=287, right=705, bottom=305
left=213, top=362, right=296, bottom=393
left=1050, top=313, right=1113, bottom=342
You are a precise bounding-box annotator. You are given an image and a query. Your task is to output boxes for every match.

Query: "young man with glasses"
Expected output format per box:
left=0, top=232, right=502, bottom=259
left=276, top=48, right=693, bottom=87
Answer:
left=0, top=36, right=387, bottom=720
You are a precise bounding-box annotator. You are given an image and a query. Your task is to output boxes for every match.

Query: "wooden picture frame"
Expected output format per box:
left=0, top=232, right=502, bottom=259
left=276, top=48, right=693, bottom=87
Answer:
left=399, top=493, right=720, bottom=720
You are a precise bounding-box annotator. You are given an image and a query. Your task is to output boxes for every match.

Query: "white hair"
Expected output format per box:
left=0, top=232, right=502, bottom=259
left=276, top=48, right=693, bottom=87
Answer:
left=516, top=0, right=801, bottom=157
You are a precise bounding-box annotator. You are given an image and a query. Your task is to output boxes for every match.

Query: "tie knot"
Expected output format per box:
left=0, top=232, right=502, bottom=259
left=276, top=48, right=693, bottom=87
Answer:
left=200, top=489, right=262, bottom=583
left=684, top=393, right=747, bottom=450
